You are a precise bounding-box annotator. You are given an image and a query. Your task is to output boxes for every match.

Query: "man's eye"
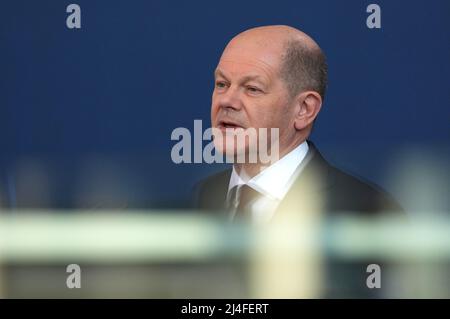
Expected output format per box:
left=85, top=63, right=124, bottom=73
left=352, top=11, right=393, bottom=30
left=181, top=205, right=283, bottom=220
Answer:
left=215, top=81, right=227, bottom=88
left=247, top=86, right=262, bottom=93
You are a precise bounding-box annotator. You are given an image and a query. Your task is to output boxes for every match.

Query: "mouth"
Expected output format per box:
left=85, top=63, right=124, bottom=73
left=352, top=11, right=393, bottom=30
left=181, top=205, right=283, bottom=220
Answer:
left=217, top=119, right=245, bottom=131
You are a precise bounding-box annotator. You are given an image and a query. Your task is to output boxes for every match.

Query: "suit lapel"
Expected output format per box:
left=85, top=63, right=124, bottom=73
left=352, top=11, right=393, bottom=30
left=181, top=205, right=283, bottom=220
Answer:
left=202, top=169, right=232, bottom=211
left=274, top=141, right=334, bottom=218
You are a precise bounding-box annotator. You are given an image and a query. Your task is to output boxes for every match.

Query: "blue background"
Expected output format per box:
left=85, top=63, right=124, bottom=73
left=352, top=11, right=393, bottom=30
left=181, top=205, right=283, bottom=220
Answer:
left=1, top=0, right=449, bottom=212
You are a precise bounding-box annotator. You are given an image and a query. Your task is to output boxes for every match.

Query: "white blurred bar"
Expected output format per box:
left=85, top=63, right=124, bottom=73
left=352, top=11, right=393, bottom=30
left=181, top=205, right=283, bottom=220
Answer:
left=0, top=211, right=448, bottom=263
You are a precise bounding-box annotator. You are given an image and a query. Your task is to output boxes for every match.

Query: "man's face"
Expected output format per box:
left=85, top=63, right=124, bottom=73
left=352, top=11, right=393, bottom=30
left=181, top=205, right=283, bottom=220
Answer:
left=211, top=38, right=296, bottom=160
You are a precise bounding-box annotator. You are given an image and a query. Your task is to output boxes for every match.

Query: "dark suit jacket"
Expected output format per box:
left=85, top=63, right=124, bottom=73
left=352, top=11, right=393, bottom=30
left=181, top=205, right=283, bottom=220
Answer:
left=193, top=141, right=404, bottom=298
left=193, top=141, right=403, bottom=217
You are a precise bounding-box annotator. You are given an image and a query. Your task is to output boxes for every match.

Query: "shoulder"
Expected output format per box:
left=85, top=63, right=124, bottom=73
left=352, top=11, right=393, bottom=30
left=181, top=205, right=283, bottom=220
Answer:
left=194, top=168, right=232, bottom=191
left=306, top=141, right=404, bottom=215
left=326, top=164, right=404, bottom=215
left=191, top=168, right=232, bottom=210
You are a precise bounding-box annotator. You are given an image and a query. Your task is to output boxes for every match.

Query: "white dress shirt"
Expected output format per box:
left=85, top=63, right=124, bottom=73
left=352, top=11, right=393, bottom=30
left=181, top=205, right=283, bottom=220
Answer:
left=227, top=141, right=310, bottom=223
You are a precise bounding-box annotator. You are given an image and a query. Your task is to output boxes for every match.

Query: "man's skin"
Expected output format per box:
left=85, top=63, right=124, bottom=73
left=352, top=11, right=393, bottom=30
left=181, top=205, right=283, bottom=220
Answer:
left=211, top=25, right=323, bottom=178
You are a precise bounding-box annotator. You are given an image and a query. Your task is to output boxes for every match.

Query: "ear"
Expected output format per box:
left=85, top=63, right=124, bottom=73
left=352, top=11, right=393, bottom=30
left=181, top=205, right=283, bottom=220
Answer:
left=293, top=91, right=322, bottom=131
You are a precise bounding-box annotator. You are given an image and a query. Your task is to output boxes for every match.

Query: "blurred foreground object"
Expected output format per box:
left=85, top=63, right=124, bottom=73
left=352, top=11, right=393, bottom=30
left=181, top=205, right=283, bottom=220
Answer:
left=0, top=211, right=449, bottom=298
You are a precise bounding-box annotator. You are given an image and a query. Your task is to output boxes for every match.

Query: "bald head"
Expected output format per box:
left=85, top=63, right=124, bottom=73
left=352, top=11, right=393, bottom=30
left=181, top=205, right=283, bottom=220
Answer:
left=222, top=25, right=327, bottom=100
left=230, top=25, right=320, bottom=50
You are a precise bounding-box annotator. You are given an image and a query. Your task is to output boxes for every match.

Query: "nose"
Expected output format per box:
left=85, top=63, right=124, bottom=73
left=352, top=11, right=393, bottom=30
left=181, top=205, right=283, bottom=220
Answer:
left=216, top=86, right=243, bottom=112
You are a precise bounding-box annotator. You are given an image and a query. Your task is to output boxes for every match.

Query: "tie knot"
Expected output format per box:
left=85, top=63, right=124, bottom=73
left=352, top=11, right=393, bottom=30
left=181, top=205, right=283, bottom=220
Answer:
left=238, top=184, right=261, bottom=207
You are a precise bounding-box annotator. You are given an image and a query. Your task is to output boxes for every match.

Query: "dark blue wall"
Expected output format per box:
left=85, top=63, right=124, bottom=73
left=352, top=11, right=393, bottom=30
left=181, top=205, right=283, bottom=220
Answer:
left=1, top=0, right=449, bottom=211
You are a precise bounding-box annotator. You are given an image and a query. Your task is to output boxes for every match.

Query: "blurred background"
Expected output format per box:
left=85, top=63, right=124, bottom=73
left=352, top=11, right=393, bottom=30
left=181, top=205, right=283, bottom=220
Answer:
left=0, top=0, right=449, bottom=298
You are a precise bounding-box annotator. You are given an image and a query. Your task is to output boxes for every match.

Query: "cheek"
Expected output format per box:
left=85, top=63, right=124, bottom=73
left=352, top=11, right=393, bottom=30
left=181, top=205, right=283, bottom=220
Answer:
left=277, top=106, right=294, bottom=129
left=243, top=98, right=270, bottom=127
left=253, top=98, right=287, bottom=128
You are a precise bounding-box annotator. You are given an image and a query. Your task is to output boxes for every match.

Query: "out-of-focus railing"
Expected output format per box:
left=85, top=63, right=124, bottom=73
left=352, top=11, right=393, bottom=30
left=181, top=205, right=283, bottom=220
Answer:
left=0, top=211, right=448, bottom=262
left=0, top=210, right=449, bottom=298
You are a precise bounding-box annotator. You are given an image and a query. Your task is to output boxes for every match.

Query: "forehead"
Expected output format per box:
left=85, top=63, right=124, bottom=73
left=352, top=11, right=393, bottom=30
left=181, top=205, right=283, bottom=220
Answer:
left=215, top=60, right=269, bottom=82
left=215, top=57, right=281, bottom=83
left=216, top=40, right=284, bottom=80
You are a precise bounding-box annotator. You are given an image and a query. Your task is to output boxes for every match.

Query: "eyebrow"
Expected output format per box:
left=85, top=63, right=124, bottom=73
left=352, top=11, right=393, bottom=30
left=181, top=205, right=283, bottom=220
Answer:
left=214, top=69, right=267, bottom=85
left=214, top=69, right=229, bottom=80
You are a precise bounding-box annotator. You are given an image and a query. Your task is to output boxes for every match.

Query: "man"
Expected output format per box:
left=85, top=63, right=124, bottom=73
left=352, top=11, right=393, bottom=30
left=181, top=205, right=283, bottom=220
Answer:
left=194, top=25, right=402, bottom=222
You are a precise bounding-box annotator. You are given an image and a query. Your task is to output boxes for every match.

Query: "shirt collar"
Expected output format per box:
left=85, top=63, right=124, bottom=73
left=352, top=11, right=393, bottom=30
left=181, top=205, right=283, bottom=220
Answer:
left=228, top=141, right=309, bottom=200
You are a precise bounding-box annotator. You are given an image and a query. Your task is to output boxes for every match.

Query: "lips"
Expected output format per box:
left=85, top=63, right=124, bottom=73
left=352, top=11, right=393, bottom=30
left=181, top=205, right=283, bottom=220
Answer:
left=217, top=119, right=245, bottom=130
